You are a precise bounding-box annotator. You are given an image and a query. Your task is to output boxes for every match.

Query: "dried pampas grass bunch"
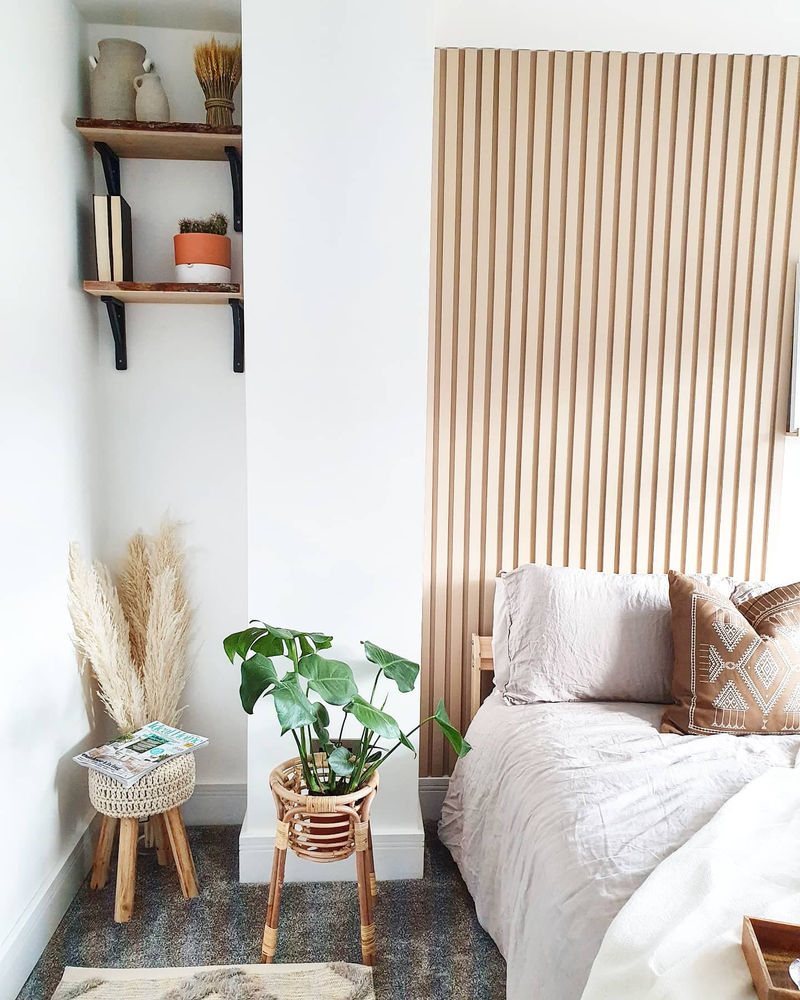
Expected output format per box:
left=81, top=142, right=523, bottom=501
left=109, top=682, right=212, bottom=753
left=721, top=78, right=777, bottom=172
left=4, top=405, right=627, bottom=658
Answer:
left=68, top=545, right=146, bottom=733
left=194, top=37, right=241, bottom=127
left=68, top=519, right=192, bottom=733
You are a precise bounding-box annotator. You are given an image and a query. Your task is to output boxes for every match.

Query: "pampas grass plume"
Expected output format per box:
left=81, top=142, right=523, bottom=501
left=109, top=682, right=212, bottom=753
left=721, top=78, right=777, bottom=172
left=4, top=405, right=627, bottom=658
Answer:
left=67, top=518, right=192, bottom=733
left=117, top=532, right=151, bottom=675
left=68, top=543, right=146, bottom=732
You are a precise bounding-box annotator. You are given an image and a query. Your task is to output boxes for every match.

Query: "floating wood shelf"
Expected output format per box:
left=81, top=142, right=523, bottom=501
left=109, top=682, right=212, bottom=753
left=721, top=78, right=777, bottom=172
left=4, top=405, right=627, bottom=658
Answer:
left=75, top=119, right=242, bottom=161
left=75, top=119, right=243, bottom=231
left=83, top=281, right=243, bottom=303
left=83, top=283, right=245, bottom=372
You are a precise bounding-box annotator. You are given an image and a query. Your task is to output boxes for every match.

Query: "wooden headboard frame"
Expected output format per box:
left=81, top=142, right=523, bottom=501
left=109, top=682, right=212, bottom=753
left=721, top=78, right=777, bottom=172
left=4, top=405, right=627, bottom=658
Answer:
left=471, top=635, right=494, bottom=720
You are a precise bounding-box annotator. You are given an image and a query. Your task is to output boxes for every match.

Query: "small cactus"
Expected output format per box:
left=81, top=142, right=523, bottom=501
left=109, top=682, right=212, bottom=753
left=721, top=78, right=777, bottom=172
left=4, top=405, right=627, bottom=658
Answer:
left=178, top=212, right=228, bottom=236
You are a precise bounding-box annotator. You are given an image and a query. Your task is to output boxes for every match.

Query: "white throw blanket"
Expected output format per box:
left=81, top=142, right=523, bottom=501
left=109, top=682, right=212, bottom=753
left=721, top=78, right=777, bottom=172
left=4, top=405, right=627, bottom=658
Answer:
left=581, top=763, right=800, bottom=1000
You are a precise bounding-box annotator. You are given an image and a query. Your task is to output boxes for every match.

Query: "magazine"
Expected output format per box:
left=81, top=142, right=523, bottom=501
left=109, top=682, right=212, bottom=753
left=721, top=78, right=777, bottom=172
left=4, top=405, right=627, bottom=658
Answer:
left=74, top=722, right=208, bottom=788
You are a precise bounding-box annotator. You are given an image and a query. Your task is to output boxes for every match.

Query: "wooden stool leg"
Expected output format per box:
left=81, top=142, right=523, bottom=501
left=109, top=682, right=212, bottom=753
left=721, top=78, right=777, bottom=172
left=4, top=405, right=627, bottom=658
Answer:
left=90, top=815, right=118, bottom=890
left=152, top=814, right=171, bottom=867
left=367, top=824, right=377, bottom=899
left=163, top=807, right=199, bottom=899
left=261, top=819, right=289, bottom=963
left=115, top=818, right=138, bottom=922
left=355, top=821, right=375, bottom=966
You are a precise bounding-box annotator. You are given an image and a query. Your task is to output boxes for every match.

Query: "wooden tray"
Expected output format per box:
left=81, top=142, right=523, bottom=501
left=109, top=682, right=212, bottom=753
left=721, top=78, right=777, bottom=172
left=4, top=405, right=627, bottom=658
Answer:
left=742, top=916, right=800, bottom=998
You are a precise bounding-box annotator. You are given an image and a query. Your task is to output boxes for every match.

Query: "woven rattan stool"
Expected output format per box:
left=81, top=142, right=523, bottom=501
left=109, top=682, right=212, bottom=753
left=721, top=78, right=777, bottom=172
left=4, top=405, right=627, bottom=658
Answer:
left=88, top=754, right=199, bottom=922
left=262, top=755, right=378, bottom=966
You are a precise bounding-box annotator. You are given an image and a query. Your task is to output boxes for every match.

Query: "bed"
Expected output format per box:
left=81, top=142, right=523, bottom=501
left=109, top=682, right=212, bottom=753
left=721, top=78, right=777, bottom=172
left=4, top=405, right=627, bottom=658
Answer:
left=439, top=569, right=800, bottom=1000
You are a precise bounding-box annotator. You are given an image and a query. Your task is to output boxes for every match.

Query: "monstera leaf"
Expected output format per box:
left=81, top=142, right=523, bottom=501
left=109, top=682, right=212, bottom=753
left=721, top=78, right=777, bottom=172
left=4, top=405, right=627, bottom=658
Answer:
left=312, top=701, right=332, bottom=751
left=362, top=640, right=420, bottom=693
left=250, top=632, right=284, bottom=657
left=298, top=653, right=358, bottom=706
left=225, top=623, right=334, bottom=666
left=327, top=745, right=357, bottom=776
left=346, top=695, right=401, bottom=740
left=432, top=699, right=471, bottom=758
left=224, top=626, right=266, bottom=664
left=268, top=673, right=317, bottom=734
left=239, top=653, right=279, bottom=714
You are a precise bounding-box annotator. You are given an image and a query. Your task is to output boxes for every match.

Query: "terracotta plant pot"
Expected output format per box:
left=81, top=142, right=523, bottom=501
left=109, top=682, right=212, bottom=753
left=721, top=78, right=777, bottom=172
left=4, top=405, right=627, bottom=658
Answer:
left=173, top=232, right=231, bottom=283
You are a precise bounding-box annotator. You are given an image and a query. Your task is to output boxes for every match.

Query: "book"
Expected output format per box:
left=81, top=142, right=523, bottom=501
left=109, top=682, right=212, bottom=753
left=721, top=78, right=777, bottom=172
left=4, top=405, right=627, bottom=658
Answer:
left=73, top=722, right=208, bottom=788
left=93, top=195, right=112, bottom=281
left=109, top=195, right=133, bottom=281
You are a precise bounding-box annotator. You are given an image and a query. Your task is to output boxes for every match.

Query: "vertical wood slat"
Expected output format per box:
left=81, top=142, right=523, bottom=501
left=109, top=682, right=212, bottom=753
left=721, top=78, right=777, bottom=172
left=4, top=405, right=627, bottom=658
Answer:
left=422, top=48, right=800, bottom=776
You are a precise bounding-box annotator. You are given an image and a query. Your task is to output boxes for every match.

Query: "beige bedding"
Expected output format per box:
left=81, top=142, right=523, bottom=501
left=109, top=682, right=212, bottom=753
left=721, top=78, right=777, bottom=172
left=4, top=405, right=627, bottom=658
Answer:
left=439, top=691, right=800, bottom=1000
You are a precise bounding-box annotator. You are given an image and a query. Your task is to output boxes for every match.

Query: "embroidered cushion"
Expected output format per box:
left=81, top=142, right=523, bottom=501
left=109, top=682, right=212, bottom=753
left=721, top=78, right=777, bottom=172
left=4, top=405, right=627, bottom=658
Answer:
left=661, top=571, right=800, bottom=735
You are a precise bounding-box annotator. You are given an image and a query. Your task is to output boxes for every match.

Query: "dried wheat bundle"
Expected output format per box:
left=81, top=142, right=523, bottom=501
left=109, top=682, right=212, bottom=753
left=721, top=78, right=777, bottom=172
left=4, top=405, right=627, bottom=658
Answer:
left=68, top=543, right=147, bottom=733
left=194, top=37, right=241, bottom=127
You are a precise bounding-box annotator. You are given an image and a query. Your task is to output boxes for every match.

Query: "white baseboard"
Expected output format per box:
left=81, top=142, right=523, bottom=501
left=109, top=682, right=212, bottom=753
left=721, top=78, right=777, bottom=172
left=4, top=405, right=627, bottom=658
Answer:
left=184, top=780, right=446, bottom=828
left=185, top=780, right=445, bottom=828
left=419, top=776, right=449, bottom=823
left=182, top=782, right=246, bottom=826
left=239, top=814, right=425, bottom=883
left=0, top=813, right=99, bottom=1000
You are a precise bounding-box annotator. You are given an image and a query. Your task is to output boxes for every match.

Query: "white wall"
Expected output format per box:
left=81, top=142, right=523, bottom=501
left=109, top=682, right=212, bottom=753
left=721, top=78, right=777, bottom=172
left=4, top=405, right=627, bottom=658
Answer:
left=84, top=23, right=248, bottom=791
left=0, top=3, right=100, bottom=996
left=239, top=0, right=434, bottom=881
left=435, top=0, right=800, bottom=54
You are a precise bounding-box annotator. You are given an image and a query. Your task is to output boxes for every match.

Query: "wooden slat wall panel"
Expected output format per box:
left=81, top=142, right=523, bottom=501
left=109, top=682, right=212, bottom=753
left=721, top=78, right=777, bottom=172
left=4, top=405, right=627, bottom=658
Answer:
left=421, top=48, right=800, bottom=777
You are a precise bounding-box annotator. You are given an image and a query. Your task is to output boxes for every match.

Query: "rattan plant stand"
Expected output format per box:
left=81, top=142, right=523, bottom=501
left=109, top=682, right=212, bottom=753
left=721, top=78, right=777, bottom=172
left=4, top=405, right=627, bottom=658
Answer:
left=262, top=755, right=379, bottom=966
left=88, top=754, right=199, bottom=922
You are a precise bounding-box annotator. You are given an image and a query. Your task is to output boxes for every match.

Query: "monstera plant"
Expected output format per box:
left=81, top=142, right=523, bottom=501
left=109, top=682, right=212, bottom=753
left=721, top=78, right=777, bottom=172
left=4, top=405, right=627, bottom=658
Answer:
left=223, top=623, right=470, bottom=794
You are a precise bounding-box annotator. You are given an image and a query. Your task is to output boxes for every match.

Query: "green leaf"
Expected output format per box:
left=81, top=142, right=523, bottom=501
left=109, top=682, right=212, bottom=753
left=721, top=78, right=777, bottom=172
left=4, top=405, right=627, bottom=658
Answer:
left=362, top=641, right=420, bottom=693
left=245, top=623, right=335, bottom=658
left=366, top=750, right=382, bottom=764
left=224, top=626, right=266, bottom=663
left=327, top=745, right=356, bottom=776
left=264, top=625, right=296, bottom=641
left=312, top=701, right=330, bottom=729
left=398, top=730, right=417, bottom=758
left=311, top=701, right=332, bottom=750
left=309, top=632, right=333, bottom=650
left=346, top=695, right=401, bottom=740
left=298, top=653, right=358, bottom=706
left=250, top=632, right=284, bottom=657
left=268, top=673, right=317, bottom=734
left=239, top=653, right=279, bottom=714
left=433, top=699, right=471, bottom=758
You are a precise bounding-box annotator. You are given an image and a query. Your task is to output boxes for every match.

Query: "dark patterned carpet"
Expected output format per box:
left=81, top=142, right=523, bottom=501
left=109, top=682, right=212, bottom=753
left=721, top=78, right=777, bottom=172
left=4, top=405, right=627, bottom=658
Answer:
left=17, top=824, right=506, bottom=999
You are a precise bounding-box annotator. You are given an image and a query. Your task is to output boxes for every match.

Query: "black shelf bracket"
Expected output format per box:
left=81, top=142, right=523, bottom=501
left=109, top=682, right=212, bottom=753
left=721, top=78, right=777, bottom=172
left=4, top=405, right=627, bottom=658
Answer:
left=225, top=146, right=242, bottom=232
left=95, top=141, right=121, bottom=196
left=101, top=296, right=127, bottom=369
left=229, top=298, right=244, bottom=372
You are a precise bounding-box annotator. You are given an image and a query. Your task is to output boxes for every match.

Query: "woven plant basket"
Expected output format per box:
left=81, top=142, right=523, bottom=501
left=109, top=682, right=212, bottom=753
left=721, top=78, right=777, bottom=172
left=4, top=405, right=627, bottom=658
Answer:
left=269, top=754, right=378, bottom=862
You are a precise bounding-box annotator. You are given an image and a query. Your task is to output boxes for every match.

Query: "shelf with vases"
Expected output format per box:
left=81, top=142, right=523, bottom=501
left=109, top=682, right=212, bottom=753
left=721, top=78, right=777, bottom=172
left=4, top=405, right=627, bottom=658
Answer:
left=82, top=282, right=244, bottom=373
left=75, top=119, right=243, bottom=231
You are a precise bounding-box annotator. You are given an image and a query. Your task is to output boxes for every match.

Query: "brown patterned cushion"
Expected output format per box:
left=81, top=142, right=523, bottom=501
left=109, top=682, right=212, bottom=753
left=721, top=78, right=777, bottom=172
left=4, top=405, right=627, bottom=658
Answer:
left=661, top=571, right=800, bottom=735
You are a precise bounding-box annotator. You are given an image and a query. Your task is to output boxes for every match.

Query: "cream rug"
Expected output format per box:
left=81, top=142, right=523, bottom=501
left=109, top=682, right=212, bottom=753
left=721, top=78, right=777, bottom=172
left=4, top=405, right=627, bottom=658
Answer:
left=51, top=963, right=374, bottom=999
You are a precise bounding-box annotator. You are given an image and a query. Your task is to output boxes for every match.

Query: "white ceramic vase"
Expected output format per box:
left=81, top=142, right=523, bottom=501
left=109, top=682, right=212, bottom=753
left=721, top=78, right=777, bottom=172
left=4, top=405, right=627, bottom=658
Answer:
left=88, top=38, right=150, bottom=120
left=134, top=73, right=170, bottom=122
